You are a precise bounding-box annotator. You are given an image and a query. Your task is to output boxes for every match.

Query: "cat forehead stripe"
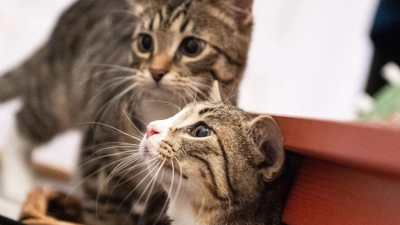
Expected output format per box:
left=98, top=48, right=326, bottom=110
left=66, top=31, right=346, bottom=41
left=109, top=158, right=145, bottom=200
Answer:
left=170, top=11, right=187, bottom=32
left=186, top=153, right=231, bottom=201
left=180, top=19, right=191, bottom=32
left=217, top=138, right=237, bottom=196
left=169, top=0, right=192, bottom=20
left=198, top=107, right=217, bottom=115
left=206, top=6, right=238, bottom=30
left=146, top=3, right=194, bottom=33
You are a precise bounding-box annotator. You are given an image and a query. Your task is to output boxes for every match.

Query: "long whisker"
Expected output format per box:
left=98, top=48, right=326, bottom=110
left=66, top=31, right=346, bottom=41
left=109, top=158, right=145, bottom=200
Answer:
left=140, top=99, right=182, bottom=112
left=120, top=102, right=144, bottom=136
left=94, top=156, right=151, bottom=221
left=79, top=122, right=142, bottom=142
left=90, top=63, right=137, bottom=71
left=102, top=158, right=160, bottom=214
left=154, top=157, right=175, bottom=223
left=137, top=158, right=166, bottom=224
left=79, top=142, right=140, bottom=165
left=67, top=155, right=130, bottom=200
left=96, top=85, right=136, bottom=122
left=79, top=147, right=139, bottom=169
left=109, top=157, right=159, bottom=189
left=114, top=159, right=164, bottom=215
left=173, top=156, right=183, bottom=204
left=84, top=72, right=136, bottom=117
left=107, top=154, right=155, bottom=184
left=161, top=85, right=188, bottom=106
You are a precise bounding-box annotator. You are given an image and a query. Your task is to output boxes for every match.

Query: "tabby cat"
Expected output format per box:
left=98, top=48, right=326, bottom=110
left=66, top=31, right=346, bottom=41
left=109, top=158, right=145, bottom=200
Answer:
left=139, top=101, right=291, bottom=225
left=0, top=0, right=253, bottom=224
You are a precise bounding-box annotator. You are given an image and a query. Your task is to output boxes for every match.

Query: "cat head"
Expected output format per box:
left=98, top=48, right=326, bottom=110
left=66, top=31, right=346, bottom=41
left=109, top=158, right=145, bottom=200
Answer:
left=128, top=0, right=253, bottom=104
left=139, top=101, right=285, bottom=204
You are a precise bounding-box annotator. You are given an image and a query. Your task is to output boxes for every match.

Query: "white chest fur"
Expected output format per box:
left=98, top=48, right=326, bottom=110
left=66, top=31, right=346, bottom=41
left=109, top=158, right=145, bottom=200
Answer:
left=167, top=196, right=197, bottom=225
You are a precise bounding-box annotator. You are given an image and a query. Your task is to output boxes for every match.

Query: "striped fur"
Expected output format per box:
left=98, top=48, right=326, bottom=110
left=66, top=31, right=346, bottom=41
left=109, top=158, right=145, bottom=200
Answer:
left=0, top=0, right=253, bottom=224
left=140, top=102, right=291, bottom=224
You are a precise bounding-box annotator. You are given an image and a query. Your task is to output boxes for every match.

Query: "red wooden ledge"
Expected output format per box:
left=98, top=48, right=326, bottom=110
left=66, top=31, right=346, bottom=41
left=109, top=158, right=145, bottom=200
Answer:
left=267, top=115, right=400, bottom=225
left=273, top=115, right=400, bottom=177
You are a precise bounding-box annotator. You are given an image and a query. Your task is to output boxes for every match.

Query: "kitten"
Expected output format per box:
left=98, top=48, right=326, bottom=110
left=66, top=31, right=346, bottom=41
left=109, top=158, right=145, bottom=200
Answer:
left=139, top=101, right=291, bottom=225
left=0, top=0, right=253, bottom=224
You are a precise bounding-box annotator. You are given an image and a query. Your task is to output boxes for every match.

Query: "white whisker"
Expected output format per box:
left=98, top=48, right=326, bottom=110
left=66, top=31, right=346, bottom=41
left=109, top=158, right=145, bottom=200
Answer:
left=120, top=102, right=144, bottom=136
left=137, top=158, right=166, bottom=224
left=80, top=122, right=141, bottom=142
left=114, top=159, right=164, bottom=214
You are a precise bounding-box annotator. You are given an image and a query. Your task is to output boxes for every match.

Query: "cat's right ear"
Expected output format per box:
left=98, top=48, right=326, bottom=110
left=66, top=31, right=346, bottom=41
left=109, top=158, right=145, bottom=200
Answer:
left=130, top=0, right=145, bottom=14
left=248, top=115, right=285, bottom=182
left=206, top=0, right=253, bottom=25
left=235, top=0, right=254, bottom=12
left=131, top=0, right=161, bottom=14
left=234, top=0, right=254, bottom=25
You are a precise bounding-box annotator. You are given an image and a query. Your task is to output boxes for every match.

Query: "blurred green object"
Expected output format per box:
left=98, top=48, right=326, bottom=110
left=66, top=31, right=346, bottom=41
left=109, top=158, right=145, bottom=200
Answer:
left=359, top=62, right=400, bottom=124
left=360, top=85, right=400, bottom=119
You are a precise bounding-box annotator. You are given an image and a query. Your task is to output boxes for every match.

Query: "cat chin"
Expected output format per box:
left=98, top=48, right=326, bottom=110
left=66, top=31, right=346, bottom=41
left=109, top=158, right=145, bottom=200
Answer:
left=139, top=83, right=175, bottom=97
left=138, top=79, right=189, bottom=96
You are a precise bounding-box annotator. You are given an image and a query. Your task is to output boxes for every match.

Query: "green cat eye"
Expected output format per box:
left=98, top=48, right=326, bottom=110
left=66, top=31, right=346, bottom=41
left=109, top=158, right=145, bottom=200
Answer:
left=191, top=125, right=212, bottom=137
left=180, top=37, right=205, bottom=57
left=138, top=34, right=153, bottom=53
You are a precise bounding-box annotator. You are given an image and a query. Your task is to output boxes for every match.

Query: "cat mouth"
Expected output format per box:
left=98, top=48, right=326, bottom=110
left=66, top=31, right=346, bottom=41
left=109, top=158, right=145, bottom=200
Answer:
left=142, top=146, right=152, bottom=158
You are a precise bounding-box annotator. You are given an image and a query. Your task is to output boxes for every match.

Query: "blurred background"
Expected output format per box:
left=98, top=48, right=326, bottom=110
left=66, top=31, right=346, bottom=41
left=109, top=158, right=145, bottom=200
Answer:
left=1, top=0, right=396, bottom=219
left=1, top=0, right=380, bottom=120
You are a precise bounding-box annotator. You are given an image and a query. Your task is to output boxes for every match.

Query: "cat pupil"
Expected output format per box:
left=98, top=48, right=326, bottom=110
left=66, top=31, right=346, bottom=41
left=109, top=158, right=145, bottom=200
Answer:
left=181, top=37, right=203, bottom=57
left=192, top=125, right=210, bottom=137
left=139, top=34, right=153, bottom=52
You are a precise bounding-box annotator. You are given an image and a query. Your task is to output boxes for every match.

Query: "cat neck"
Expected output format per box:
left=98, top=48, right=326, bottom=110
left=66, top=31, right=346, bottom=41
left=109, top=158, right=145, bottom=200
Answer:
left=167, top=193, right=197, bottom=225
left=166, top=189, right=233, bottom=225
left=166, top=186, right=272, bottom=225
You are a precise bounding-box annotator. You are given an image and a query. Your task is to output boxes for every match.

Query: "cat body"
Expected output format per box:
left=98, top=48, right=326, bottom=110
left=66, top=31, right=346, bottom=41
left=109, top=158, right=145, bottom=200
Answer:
left=140, top=102, right=291, bottom=225
left=0, top=0, right=253, bottom=224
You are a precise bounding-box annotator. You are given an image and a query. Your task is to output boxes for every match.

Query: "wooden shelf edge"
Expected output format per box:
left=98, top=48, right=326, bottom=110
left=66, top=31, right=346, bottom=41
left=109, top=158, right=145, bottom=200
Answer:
left=268, top=114, right=400, bottom=177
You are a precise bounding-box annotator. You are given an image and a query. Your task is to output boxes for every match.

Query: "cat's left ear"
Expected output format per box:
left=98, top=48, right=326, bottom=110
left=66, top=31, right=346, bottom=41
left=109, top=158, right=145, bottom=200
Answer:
left=235, top=0, right=253, bottom=12
left=249, top=115, right=285, bottom=182
left=234, top=0, right=253, bottom=24
left=209, top=80, right=222, bottom=102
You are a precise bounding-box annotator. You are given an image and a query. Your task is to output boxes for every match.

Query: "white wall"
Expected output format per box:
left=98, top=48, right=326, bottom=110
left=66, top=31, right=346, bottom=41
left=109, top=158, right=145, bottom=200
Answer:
left=239, top=0, right=379, bottom=120
left=0, top=0, right=379, bottom=120
left=0, top=0, right=75, bottom=72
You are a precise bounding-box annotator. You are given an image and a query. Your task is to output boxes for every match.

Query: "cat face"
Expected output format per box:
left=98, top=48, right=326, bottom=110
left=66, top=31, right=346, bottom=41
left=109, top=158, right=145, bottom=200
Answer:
left=139, top=102, right=285, bottom=203
left=129, top=0, right=253, bottom=103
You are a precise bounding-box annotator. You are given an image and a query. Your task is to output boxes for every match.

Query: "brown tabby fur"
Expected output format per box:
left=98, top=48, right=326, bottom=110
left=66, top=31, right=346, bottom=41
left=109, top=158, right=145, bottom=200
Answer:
left=0, top=0, right=253, bottom=224
left=140, top=102, right=294, bottom=224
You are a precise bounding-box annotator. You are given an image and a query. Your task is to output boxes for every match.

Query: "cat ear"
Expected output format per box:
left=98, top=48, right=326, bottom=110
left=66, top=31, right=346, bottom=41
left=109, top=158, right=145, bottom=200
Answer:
left=235, top=0, right=253, bottom=12
left=249, top=115, right=285, bottom=182
left=234, top=0, right=253, bottom=25
left=209, top=80, right=222, bottom=102
left=130, top=0, right=146, bottom=14
left=131, top=0, right=162, bottom=14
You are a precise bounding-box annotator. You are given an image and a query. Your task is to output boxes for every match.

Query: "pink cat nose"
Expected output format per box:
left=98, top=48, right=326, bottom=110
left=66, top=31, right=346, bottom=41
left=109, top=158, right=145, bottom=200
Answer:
left=146, top=123, right=160, bottom=138
left=150, top=68, right=168, bottom=82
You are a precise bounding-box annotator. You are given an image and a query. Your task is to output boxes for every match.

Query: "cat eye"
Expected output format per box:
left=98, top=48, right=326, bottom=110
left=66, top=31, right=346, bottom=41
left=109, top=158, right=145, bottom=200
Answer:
left=180, top=37, right=205, bottom=57
left=190, top=125, right=212, bottom=138
left=138, top=34, right=154, bottom=53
